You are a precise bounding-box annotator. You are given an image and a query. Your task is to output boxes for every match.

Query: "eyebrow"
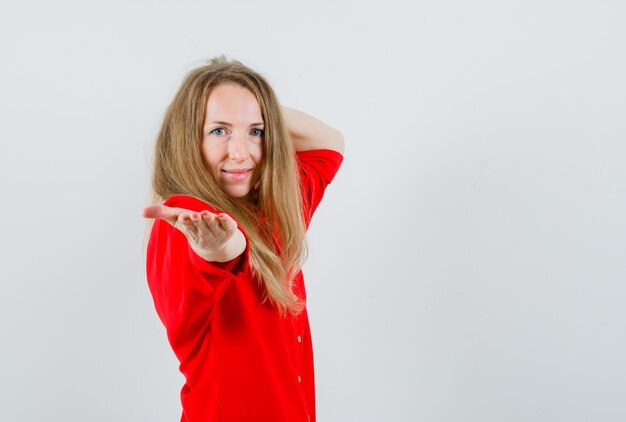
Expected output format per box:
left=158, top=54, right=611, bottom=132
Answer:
left=207, top=121, right=264, bottom=127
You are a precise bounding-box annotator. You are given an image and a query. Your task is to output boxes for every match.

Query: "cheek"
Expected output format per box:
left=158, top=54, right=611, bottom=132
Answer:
left=201, top=142, right=223, bottom=167
left=251, top=142, right=263, bottom=163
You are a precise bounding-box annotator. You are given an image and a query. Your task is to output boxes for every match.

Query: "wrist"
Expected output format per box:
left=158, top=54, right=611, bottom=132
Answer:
left=193, top=229, right=246, bottom=263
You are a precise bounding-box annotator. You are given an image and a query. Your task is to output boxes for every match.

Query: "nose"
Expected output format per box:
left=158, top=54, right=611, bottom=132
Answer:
left=228, top=131, right=250, bottom=162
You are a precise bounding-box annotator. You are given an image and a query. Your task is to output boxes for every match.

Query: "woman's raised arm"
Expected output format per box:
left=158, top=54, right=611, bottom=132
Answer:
left=281, top=106, right=345, bottom=154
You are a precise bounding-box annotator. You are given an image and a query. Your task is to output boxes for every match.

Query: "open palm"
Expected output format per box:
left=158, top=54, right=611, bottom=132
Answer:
left=143, top=204, right=242, bottom=261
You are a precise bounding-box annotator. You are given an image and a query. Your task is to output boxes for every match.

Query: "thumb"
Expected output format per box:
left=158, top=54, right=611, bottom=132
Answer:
left=142, top=204, right=180, bottom=226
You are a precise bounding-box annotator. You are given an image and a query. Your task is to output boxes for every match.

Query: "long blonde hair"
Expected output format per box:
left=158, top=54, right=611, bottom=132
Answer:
left=151, top=56, right=307, bottom=316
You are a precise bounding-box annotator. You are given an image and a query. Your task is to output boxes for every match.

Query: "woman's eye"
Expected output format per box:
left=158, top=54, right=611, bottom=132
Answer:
left=211, top=128, right=226, bottom=136
left=251, top=128, right=264, bottom=137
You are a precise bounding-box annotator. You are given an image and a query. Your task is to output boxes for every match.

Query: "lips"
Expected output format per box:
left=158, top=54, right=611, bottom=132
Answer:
left=222, top=168, right=252, bottom=181
left=223, top=168, right=251, bottom=173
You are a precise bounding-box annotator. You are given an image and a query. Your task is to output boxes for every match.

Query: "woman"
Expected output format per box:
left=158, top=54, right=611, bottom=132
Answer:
left=143, top=56, right=344, bottom=421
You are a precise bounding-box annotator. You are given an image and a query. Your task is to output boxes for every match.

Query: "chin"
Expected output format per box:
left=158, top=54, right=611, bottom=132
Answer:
left=226, top=189, right=252, bottom=200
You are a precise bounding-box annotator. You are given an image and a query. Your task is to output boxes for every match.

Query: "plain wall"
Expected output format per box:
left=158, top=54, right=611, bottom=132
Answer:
left=1, top=0, right=625, bottom=420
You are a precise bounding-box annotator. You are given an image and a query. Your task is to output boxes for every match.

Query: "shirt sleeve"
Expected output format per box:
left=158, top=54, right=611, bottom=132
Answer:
left=296, top=149, right=344, bottom=227
left=145, top=195, right=247, bottom=327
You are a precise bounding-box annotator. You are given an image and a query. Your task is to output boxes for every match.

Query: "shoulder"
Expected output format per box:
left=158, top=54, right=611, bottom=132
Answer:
left=295, top=149, right=344, bottom=226
left=296, top=148, right=344, bottom=162
left=296, top=149, right=344, bottom=183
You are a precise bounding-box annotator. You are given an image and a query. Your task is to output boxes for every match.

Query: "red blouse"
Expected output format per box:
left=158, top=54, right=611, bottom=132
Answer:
left=146, top=149, right=344, bottom=422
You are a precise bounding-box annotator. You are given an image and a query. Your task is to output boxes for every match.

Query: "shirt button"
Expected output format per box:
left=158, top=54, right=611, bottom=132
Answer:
left=297, top=335, right=302, bottom=343
left=298, top=375, right=302, bottom=383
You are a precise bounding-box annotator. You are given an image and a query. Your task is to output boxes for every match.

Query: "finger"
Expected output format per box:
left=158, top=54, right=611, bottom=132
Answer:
left=142, top=204, right=181, bottom=226
left=143, top=205, right=217, bottom=227
left=175, top=212, right=200, bottom=238
left=142, top=205, right=166, bottom=219
left=199, top=209, right=218, bottom=218
left=200, top=210, right=216, bottom=222
left=200, top=211, right=220, bottom=233
left=217, top=213, right=237, bottom=232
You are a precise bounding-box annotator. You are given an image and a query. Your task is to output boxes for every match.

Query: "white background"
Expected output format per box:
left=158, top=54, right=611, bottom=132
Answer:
left=1, top=0, right=625, bottom=421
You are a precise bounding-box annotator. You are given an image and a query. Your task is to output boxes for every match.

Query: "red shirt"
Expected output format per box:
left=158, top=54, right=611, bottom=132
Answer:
left=146, top=149, right=343, bottom=422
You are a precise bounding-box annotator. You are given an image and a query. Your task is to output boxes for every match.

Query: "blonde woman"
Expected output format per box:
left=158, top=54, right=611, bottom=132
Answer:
left=142, top=56, right=344, bottom=422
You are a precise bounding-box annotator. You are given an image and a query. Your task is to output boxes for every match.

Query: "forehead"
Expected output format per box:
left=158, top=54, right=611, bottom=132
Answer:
left=205, top=83, right=263, bottom=123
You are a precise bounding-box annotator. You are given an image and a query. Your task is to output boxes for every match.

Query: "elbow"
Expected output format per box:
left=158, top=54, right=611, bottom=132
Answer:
left=332, top=129, right=345, bottom=155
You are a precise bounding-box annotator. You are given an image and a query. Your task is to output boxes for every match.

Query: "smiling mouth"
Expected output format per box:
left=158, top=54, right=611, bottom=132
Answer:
left=222, top=169, right=252, bottom=181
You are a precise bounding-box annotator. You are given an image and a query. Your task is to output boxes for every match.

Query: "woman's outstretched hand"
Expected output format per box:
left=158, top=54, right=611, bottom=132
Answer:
left=143, top=205, right=246, bottom=262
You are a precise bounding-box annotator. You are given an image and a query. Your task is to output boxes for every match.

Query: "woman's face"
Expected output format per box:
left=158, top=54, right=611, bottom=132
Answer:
left=202, top=83, right=264, bottom=202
